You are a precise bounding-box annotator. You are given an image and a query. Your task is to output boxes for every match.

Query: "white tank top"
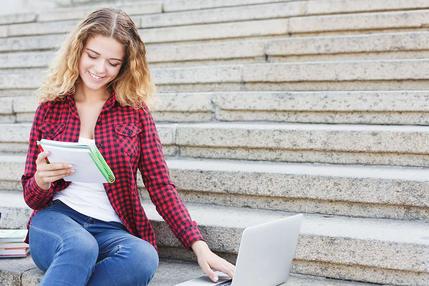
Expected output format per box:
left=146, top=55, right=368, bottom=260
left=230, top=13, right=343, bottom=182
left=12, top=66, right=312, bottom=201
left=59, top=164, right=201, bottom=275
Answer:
left=52, top=137, right=122, bottom=224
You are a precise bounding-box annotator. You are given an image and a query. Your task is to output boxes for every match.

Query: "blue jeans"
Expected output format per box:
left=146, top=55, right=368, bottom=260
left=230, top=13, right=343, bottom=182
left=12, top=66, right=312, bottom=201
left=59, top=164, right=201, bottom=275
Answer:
left=29, top=200, right=159, bottom=286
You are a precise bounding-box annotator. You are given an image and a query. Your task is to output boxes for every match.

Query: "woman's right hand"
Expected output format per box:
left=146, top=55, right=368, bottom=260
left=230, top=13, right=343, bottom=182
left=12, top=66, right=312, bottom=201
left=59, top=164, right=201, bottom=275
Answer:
left=34, top=151, right=74, bottom=190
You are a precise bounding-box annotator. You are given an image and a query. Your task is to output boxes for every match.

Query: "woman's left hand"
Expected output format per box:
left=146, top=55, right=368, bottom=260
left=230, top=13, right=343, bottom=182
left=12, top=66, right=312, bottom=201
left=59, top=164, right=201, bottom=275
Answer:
left=191, top=240, right=235, bottom=282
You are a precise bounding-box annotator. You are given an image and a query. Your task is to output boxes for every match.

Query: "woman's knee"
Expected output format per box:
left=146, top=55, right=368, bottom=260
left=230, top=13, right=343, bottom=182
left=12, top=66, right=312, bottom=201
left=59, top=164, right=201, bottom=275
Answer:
left=129, top=240, right=159, bottom=284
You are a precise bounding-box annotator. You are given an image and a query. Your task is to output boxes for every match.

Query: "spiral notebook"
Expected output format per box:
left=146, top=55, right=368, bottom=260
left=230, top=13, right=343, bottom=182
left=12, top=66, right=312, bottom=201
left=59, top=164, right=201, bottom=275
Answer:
left=37, top=139, right=115, bottom=183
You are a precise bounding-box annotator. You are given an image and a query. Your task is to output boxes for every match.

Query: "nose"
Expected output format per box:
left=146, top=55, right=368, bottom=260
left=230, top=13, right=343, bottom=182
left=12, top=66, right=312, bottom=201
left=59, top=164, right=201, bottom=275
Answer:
left=94, top=59, right=106, bottom=74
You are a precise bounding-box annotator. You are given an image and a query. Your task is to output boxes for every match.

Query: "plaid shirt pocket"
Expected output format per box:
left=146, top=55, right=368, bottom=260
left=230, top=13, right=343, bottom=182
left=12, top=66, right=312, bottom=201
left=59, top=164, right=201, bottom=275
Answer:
left=38, top=122, right=66, bottom=140
left=114, top=123, right=142, bottom=156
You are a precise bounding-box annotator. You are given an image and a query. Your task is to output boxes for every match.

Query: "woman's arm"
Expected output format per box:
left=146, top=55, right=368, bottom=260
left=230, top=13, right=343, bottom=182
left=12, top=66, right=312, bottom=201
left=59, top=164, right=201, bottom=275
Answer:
left=137, top=108, right=235, bottom=280
left=21, top=103, right=55, bottom=209
left=138, top=108, right=203, bottom=248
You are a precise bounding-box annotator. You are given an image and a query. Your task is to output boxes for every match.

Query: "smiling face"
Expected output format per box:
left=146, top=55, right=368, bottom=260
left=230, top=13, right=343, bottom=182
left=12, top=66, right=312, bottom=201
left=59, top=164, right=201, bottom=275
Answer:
left=78, top=35, right=125, bottom=93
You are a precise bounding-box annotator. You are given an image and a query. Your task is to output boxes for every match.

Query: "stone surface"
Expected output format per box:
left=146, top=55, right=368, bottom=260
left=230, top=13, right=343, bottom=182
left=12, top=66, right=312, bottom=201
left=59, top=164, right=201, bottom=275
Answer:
left=213, top=90, right=429, bottom=111
left=148, top=202, right=429, bottom=285
left=1, top=1, right=429, bottom=285
left=3, top=155, right=429, bottom=220
left=146, top=39, right=266, bottom=64
left=0, top=98, right=13, bottom=115
left=175, top=122, right=429, bottom=152
left=6, top=20, right=77, bottom=37
left=3, top=59, right=424, bottom=90
left=242, top=59, right=429, bottom=82
left=162, top=0, right=287, bottom=12
left=12, top=96, right=38, bottom=114
left=1, top=193, right=427, bottom=285
left=0, top=51, right=54, bottom=69
left=0, top=13, right=37, bottom=25
left=266, top=31, right=429, bottom=57
left=152, top=92, right=213, bottom=112
left=6, top=90, right=429, bottom=125
left=0, top=256, right=378, bottom=286
left=140, top=2, right=304, bottom=28
left=36, top=2, right=162, bottom=22
left=0, top=34, right=65, bottom=52
left=180, top=146, right=429, bottom=167
left=5, top=120, right=429, bottom=166
left=288, top=9, right=429, bottom=34
left=2, top=31, right=429, bottom=69
left=139, top=18, right=288, bottom=43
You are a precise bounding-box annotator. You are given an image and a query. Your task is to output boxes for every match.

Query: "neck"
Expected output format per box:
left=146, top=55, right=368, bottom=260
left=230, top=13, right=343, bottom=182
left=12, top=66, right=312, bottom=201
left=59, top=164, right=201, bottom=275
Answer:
left=75, top=83, right=110, bottom=103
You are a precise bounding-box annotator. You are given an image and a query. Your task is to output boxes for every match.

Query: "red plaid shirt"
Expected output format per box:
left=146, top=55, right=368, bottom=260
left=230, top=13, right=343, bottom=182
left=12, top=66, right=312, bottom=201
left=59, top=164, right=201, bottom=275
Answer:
left=21, top=91, right=204, bottom=250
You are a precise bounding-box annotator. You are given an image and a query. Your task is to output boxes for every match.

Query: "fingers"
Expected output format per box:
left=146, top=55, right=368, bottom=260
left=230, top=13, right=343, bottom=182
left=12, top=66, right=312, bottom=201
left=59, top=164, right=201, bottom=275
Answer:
left=200, top=260, right=218, bottom=282
left=35, top=151, right=74, bottom=184
left=38, top=173, right=71, bottom=184
left=213, top=258, right=235, bottom=279
left=201, top=256, right=236, bottom=282
left=37, top=162, right=73, bottom=172
left=35, top=151, right=49, bottom=166
left=37, top=151, right=73, bottom=171
left=37, top=168, right=74, bottom=178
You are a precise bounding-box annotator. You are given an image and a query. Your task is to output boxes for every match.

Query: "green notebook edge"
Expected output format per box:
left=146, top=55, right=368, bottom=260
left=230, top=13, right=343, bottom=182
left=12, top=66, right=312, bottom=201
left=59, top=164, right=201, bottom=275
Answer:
left=88, top=143, right=116, bottom=183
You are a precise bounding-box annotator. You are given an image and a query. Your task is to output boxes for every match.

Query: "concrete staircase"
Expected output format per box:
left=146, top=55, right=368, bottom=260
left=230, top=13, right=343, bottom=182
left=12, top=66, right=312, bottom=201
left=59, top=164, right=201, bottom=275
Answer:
left=1, top=0, right=429, bottom=285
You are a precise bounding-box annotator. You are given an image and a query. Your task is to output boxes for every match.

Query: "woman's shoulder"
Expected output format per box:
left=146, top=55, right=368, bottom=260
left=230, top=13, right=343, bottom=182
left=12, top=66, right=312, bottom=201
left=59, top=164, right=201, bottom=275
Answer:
left=37, top=97, right=67, bottom=110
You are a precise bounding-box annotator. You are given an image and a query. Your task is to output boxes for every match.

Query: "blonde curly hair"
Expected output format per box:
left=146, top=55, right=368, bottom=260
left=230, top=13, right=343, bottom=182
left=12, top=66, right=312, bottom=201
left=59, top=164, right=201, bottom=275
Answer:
left=39, top=8, right=156, bottom=109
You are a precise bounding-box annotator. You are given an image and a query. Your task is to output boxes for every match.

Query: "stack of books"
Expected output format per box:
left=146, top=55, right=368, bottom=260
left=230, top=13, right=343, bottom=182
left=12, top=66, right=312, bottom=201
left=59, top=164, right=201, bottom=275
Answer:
left=0, top=229, right=29, bottom=258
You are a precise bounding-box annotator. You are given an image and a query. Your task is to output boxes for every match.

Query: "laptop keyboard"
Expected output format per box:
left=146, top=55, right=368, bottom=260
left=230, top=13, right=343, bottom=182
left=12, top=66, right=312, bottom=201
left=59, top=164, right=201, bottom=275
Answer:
left=215, top=279, right=232, bottom=286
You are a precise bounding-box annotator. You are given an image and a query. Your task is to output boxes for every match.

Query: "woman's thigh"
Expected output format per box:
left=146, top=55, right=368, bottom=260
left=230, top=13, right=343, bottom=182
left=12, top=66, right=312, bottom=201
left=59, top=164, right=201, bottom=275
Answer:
left=88, top=228, right=159, bottom=286
left=29, top=208, right=98, bottom=272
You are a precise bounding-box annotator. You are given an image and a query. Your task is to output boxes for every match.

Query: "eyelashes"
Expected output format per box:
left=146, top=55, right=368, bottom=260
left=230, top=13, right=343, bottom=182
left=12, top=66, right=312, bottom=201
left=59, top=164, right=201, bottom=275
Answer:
left=87, top=53, right=120, bottom=67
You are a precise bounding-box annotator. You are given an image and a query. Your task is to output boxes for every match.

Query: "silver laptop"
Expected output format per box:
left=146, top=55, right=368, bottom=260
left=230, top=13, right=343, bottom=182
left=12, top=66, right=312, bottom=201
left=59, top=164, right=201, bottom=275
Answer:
left=175, top=214, right=303, bottom=286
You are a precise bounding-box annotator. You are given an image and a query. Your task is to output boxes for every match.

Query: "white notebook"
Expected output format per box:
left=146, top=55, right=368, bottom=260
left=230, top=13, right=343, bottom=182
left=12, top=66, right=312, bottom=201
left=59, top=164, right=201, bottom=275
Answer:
left=37, top=139, right=115, bottom=184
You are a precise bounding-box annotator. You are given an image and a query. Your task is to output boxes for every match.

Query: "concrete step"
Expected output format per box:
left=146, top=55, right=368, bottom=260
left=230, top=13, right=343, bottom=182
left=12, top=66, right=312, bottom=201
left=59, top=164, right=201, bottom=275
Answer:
left=3, top=1, right=429, bottom=39
left=0, top=2, right=308, bottom=37
left=51, top=0, right=429, bottom=16
left=4, top=0, right=429, bottom=37
left=0, top=256, right=377, bottom=286
left=3, top=91, right=429, bottom=125
left=33, top=0, right=289, bottom=22
left=212, top=90, right=429, bottom=125
left=2, top=7, right=429, bottom=52
left=0, top=13, right=37, bottom=26
left=1, top=191, right=428, bottom=285
left=2, top=31, right=429, bottom=69
left=2, top=155, right=429, bottom=221
left=267, top=31, right=429, bottom=62
left=0, top=92, right=214, bottom=123
left=149, top=202, right=429, bottom=286
left=4, top=119, right=429, bottom=166
left=173, top=122, right=429, bottom=167
left=3, top=59, right=429, bottom=94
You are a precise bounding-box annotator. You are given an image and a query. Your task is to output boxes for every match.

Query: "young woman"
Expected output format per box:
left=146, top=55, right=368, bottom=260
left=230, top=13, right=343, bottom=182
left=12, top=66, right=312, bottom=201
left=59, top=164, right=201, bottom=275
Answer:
left=21, top=8, right=235, bottom=286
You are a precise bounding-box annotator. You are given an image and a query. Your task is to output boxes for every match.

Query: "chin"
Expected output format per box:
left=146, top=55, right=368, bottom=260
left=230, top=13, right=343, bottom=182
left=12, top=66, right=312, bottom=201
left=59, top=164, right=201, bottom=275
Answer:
left=82, top=79, right=107, bottom=91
